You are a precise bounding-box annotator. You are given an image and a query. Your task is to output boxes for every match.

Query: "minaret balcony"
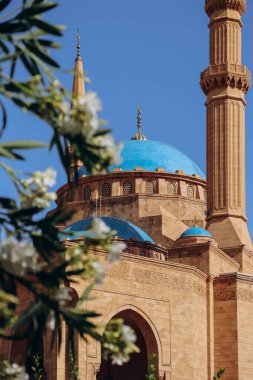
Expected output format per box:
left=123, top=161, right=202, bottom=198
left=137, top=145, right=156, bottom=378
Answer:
left=205, top=0, right=246, bottom=17
left=200, top=63, right=251, bottom=95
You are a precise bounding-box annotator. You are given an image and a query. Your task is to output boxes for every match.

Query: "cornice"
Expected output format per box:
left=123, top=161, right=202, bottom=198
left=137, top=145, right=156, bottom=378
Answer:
left=205, top=0, right=246, bottom=17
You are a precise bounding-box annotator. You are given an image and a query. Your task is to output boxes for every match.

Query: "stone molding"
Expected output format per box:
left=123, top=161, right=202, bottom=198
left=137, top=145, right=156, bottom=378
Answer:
left=205, top=0, right=246, bottom=17
left=106, top=262, right=206, bottom=298
left=200, top=63, right=251, bottom=95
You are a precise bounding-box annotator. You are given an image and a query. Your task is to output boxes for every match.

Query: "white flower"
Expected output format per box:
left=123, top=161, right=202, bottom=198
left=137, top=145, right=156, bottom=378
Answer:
left=46, top=310, right=56, bottom=331
left=89, top=218, right=111, bottom=239
left=52, top=287, right=72, bottom=306
left=91, top=261, right=106, bottom=284
left=41, top=167, right=57, bottom=187
left=111, top=353, right=129, bottom=366
left=122, top=325, right=136, bottom=344
left=20, top=168, right=57, bottom=209
left=108, top=241, right=126, bottom=262
left=0, top=238, right=39, bottom=276
left=78, top=92, right=102, bottom=116
left=0, top=360, right=29, bottom=380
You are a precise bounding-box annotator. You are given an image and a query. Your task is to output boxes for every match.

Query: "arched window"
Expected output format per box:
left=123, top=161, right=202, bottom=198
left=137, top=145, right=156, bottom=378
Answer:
left=124, top=248, right=130, bottom=254
left=187, top=186, right=195, bottom=199
left=140, top=251, right=146, bottom=257
left=123, top=181, right=132, bottom=195
left=102, top=183, right=111, bottom=197
left=84, top=186, right=91, bottom=200
left=168, top=181, right=177, bottom=196
left=146, top=181, right=154, bottom=194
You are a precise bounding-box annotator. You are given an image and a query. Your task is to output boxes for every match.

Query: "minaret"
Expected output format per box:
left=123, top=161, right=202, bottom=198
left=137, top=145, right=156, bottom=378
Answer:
left=72, top=29, right=85, bottom=97
left=200, top=0, right=252, bottom=250
left=68, top=30, right=86, bottom=178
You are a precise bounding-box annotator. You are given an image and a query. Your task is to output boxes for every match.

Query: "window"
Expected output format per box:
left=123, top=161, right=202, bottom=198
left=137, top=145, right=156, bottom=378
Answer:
left=70, top=190, right=76, bottom=201
left=187, top=186, right=195, bottom=199
left=140, top=251, right=146, bottom=257
left=168, top=181, right=177, bottom=196
left=123, top=181, right=132, bottom=195
left=204, top=191, right=207, bottom=202
left=146, top=181, right=154, bottom=194
left=84, top=186, right=92, bottom=200
left=124, top=248, right=130, bottom=254
left=102, top=183, right=111, bottom=197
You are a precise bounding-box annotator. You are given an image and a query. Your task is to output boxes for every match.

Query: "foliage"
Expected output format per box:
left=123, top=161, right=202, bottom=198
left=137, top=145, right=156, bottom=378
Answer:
left=68, top=345, right=79, bottom=380
left=0, top=0, right=138, bottom=377
left=146, top=354, right=158, bottom=380
left=30, top=356, right=43, bottom=380
left=213, top=369, right=225, bottom=380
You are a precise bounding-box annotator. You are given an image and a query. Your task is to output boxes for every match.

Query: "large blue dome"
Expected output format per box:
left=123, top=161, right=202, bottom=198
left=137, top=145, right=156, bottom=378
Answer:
left=62, top=216, right=154, bottom=243
left=111, top=140, right=205, bottom=178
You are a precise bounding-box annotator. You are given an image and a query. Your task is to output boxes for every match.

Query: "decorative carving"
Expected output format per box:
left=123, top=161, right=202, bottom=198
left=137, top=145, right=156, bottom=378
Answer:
left=205, top=0, right=246, bottom=17
left=106, top=263, right=206, bottom=298
left=214, top=287, right=253, bottom=302
left=200, top=64, right=251, bottom=95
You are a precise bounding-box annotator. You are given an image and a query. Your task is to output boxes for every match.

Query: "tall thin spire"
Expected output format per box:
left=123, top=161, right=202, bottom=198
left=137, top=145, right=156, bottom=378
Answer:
left=77, top=28, right=81, bottom=59
left=131, top=103, right=148, bottom=140
left=72, top=29, right=85, bottom=97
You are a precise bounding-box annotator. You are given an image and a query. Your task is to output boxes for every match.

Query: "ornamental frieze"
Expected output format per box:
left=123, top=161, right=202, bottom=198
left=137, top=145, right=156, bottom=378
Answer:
left=106, top=262, right=206, bottom=298
left=214, top=287, right=253, bottom=302
left=205, top=0, right=246, bottom=17
left=200, top=64, right=251, bottom=95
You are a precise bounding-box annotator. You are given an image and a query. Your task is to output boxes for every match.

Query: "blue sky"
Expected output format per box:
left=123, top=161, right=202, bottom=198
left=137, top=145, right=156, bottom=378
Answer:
left=2, top=0, right=253, bottom=236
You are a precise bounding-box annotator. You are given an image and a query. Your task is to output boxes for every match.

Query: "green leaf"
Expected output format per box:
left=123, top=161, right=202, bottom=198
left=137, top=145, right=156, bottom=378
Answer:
left=31, top=18, right=63, bottom=36
left=37, top=38, right=61, bottom=48
left=0, top=145, right=24, bottom=160
left=1, top=141, right=47, bottom=150
left=24, top=40, right=60, bottom=68
left=17, top=2, right=57, bottom=19
left=0, top=197, right=16, bottom=209
left=0, top=99, right=7, bottom=138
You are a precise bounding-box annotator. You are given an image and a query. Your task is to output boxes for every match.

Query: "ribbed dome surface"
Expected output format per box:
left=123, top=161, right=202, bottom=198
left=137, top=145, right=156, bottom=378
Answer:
left=63, top=216, right=154, bottom=243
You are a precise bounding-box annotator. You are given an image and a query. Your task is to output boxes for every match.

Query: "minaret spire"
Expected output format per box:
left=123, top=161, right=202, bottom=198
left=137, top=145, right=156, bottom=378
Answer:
left=131, top=103, right=148, bottom=141
left=200, top=0, right=252, bottom=250
left=72, top=29, right=85, bottom=97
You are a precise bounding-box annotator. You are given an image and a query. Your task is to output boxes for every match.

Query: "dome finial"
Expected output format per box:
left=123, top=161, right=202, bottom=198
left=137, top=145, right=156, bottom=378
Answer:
left=131, top=103, right=148, bottom=141
left=77, top=28, right=81, bottom=59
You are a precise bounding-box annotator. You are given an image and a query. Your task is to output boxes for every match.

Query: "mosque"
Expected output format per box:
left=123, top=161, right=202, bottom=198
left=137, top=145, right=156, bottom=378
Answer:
left=4, top=1, right=253, bottom=379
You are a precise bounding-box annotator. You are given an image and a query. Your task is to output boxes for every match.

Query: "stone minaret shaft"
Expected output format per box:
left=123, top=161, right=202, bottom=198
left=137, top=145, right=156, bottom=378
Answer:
left=200, top=0, right=252, bottom=249
left=68, top=30, right=86, bottom=178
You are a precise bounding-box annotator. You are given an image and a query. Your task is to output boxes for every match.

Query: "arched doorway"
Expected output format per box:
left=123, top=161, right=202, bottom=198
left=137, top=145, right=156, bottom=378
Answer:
left=98, top=309, right=159, bottom=380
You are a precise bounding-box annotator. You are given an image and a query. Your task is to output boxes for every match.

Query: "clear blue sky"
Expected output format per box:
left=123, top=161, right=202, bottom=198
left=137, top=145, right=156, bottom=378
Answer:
left=2, top=0, right=253, bottom=236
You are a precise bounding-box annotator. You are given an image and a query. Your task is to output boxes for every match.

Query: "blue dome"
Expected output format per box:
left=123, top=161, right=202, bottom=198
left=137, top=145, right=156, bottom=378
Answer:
left=180, top=226, right=212, bottom=239
left=63, top=216, right=154, bottom=243
left=112, top=140, right=205, bottom=178
left=78, top=140, right=205, bottom=178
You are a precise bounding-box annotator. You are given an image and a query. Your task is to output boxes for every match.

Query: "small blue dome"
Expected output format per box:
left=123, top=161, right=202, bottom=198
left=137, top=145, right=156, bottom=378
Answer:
left=63, top=216, right=154, bottom=243
left=78, top=140, right=205, bottom=179
left=180, top=226, right=212, bottom=239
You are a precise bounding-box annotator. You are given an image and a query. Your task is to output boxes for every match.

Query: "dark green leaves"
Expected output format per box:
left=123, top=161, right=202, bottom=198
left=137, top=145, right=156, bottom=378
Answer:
left=213, top=369, right=225, bottom=380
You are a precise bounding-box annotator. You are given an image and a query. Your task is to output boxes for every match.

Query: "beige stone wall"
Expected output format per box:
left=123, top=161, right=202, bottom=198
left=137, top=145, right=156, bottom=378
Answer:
left=73, top=254, right=208, bottom=380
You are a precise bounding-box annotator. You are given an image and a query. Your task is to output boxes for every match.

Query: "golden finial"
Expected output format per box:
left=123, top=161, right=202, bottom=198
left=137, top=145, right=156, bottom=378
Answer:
left=137, top=103, right=142, bottom=131
left=77, top=28, right=81, bottom=59
left=131, top=103, right=148, bottom=141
